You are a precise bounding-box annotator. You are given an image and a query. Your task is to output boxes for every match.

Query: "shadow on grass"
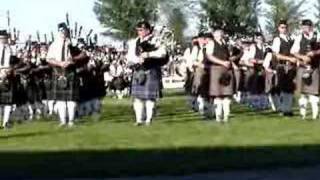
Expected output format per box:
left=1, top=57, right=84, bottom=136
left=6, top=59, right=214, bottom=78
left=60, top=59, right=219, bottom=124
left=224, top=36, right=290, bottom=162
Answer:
left=2, top=144, right=320, bottom=178
left=0, top=131, right=56, bottom=140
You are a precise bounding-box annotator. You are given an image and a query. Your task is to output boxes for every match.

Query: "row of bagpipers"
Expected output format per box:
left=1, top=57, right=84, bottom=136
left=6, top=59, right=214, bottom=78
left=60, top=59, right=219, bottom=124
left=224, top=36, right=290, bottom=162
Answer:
left=0, top=21, right=113, bottom=128
left=184, top=19, right=320, bottom=123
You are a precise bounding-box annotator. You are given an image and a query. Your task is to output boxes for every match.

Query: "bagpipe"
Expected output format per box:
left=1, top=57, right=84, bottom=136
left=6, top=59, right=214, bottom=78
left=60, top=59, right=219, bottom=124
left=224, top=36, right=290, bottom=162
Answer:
left=298, top=39, right=320, bottom=85
left=134, top=26, right=174, bottom=70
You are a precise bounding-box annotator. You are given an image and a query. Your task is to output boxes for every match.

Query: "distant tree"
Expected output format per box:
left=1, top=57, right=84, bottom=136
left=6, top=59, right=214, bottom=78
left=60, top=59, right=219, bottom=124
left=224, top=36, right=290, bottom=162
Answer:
left=93, top=0, right=159, bottom=39
left=265, top=0, right=306, bottom=34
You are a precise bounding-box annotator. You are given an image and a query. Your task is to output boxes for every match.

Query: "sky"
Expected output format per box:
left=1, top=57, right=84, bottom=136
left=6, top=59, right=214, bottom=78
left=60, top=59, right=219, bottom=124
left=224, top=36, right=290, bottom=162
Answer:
left=0, top=0, right=102, bottom=42
left=0, top=0, right=319, bottom=43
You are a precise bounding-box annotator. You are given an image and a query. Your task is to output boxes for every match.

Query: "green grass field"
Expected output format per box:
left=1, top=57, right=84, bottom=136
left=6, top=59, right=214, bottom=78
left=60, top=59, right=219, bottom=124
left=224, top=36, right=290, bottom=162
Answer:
left=1, top=89, right=320, bottom=178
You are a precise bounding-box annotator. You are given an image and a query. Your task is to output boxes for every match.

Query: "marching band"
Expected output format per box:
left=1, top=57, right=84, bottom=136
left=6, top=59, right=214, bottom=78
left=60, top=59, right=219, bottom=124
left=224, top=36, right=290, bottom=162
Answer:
left=1, top=15, right=320, bottom=129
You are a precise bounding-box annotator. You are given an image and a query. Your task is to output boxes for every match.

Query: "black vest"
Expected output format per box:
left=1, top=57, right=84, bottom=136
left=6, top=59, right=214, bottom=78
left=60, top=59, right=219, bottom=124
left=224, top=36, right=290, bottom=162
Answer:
left=278, top=36, right=293, bottom=56
left=299, top=32, right=317, bottom=55
left=135, top=37, right=164, bottom=69
left=299, top=33, right=319, bottom=68
left=254, top=45, right=264, bottom=60
left=212, top=40, right=229, bottom=65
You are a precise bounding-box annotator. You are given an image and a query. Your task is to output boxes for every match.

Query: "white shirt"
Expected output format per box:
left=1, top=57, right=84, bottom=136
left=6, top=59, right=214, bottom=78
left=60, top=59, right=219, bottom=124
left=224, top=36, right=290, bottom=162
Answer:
left=247, top=44, right=264, bottom=60
left=110, top=64, right=124, bottom=77
left=290, top=31, right=320, bottom=54
left=240, top=47, right=251, bottom=65
left=47, top=37, right=71, bottom=62
left=126, top=36, right=167, bottom=65
left=272, top=34, right=291, bottom=53
left=0, top=44, right=12, bottom=68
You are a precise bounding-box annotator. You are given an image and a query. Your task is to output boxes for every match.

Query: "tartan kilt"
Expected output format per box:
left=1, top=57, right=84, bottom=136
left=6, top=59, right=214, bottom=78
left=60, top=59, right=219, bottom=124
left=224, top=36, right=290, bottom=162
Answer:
left=191, top=67, right=209, bottom=97
left=276, top=64, right=296, bottom=93
left=209, top=65, right=235, bottom=97
left=0, top=77, right=17, bottom=105
left=184, top=69, right=194, bottom=94
left=265, top=71, right=279, bottom=94
left=43, top=76, right=55, bottom=100
left=131, top=68, right=161, bottom=100
left=111, top=76, right=127, bottom=91
left=248, top=69, right=265, bottom=95
left=238, top=68, right=254, bottom=92
left=96, top=73, right=107, bottom=98
left=296, top=66, right=320, bottom=95
left=25, top=80, right=42, bottom=104
left=78, top=71, right=91, bottom=102
left=52, top=72, right=80, bottom=101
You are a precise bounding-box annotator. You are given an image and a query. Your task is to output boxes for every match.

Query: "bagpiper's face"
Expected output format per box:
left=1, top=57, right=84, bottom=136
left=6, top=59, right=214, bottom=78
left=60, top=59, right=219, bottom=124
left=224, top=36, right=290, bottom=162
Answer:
left=255, top=36, right=264, bottom=44
left=198, top=37, right=206, bottom=46
left=59, top=28, right=68, bottom=40
left=213, top=30, right=224, bottom=42
left=278, top=24, right=288, bottom=34
left=302, top=25, right=312, bottom=34
left=136, top=27, right=150, bottom=39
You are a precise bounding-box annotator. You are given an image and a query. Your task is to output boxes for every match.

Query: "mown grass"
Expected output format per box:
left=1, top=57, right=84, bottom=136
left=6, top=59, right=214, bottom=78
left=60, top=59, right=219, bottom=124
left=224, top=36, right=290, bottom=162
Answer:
left=0, top=89, right=320, bottom=178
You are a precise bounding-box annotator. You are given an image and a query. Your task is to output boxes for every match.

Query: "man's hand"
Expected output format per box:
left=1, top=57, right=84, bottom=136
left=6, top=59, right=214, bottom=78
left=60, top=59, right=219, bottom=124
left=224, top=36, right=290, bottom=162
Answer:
left=140, top=52, right=149, bottom=59
left=222, top=61, right=231, bottom=69
left=289, top=57, right=297, bottom=63
left=250, top=59, right=257, bottom=64
left=139, top=57, right=145, bottom=64
left=62, top=61, right=73, bottom=69
left=307, top=51, right=315, bottom=57
left=301, top=56, right=311, bottom=63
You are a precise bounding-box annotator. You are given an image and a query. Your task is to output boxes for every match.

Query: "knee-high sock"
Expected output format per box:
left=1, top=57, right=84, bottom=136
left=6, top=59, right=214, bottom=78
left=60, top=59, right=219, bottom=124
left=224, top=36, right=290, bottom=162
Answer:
left=214, top=98, right=223, bottom=122
left=2, top=105, right=12, bottom=127
left=67, top=101, right=77, bottom=123
left=28, top=104, right=34, bottom=120
left=222, top=98, right=231, bottom=122
left=116, top=90, right=123, bottom=99
left=268, top=94, right=276, bottom=111
left=48, top=100, right=55, bottom=115
left=234, top=91, right=241, bottom=103
left=309, top=95, right=319, bottom=119
left=145, top=100, right=155, bottom=123
left=197, top=96, right=205, bottom=115
left=299, top=95, right=308, bottom=118
left=35, top=102, right=42, bottom=117
left=56, top=101, right=67, bottom=124
left=133, top=98, right=144, bottom=123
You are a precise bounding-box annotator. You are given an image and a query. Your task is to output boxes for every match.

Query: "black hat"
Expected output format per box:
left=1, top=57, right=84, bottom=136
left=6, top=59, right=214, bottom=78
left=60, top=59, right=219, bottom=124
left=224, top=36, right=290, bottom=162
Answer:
left=40, top=42, right=48, bottom=46
left=0, top=30, right=9, bottom=38
left=77, top=38, right=85, bottom=44
left=136, top=20, right=151, bottom=30
left=197, top=31, right=206, bottom=37
left=301, top=19, right=313, bottom=26
left=58, top=22, right=68, bottom=31
left=198, top=30, right=212, bottom=38
left=203, top=32, right=213, bottom=39
left=278, top=19, right=287, bottom=26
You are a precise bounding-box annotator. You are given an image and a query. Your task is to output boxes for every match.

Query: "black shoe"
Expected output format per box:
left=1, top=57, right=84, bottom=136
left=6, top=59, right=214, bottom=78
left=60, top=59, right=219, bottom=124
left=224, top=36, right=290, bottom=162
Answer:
left=283, top=112, right=294, bottom=117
